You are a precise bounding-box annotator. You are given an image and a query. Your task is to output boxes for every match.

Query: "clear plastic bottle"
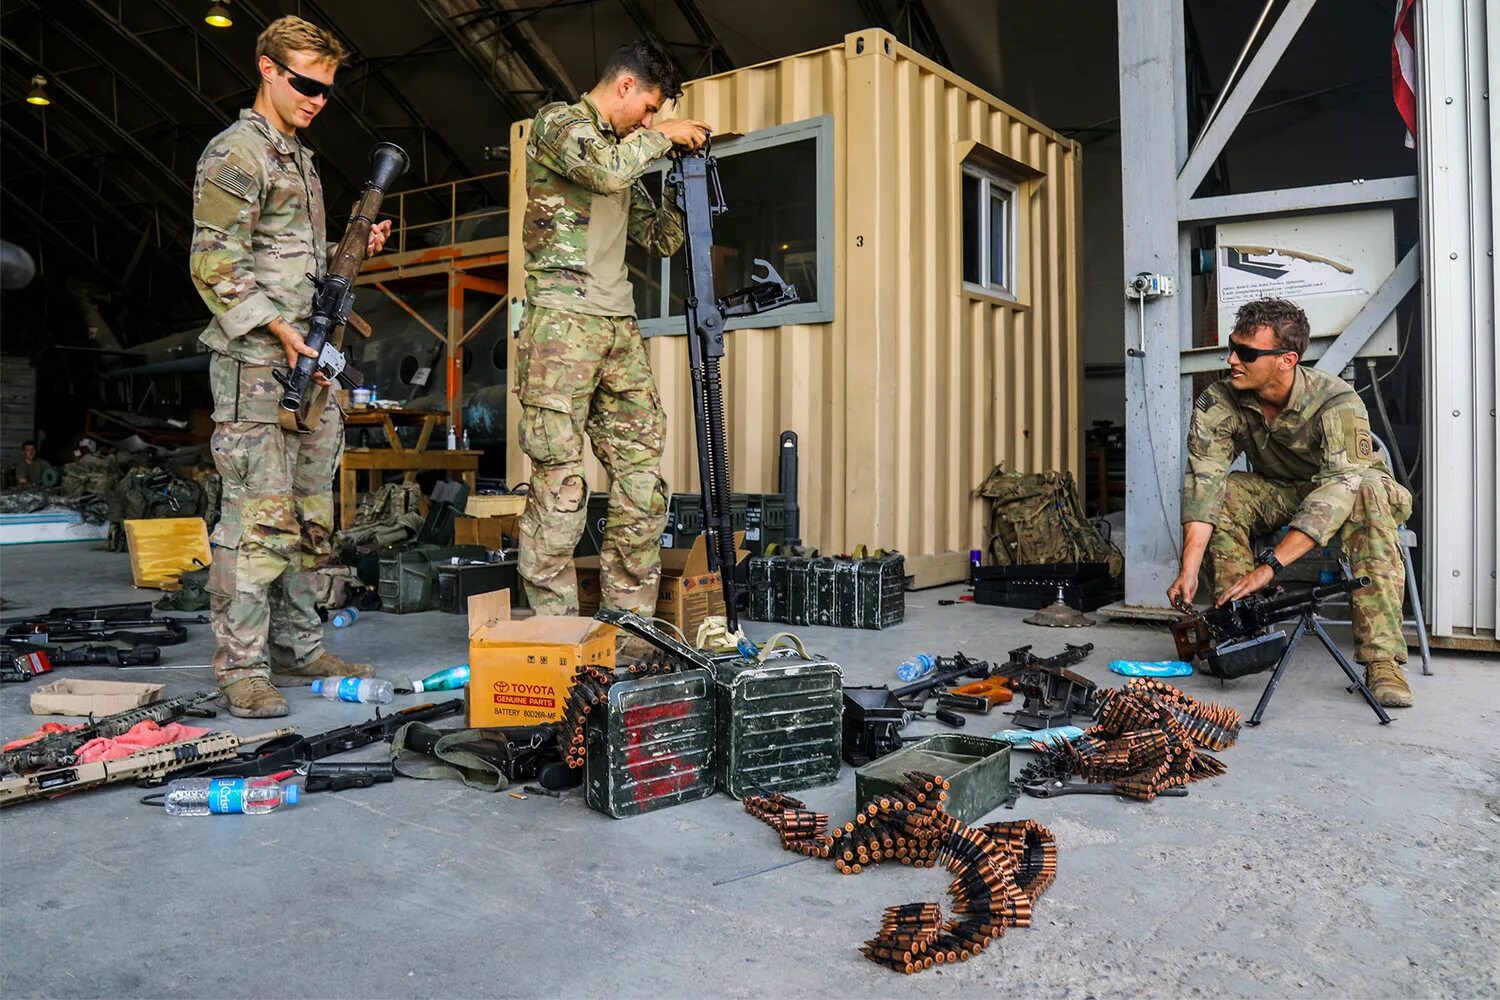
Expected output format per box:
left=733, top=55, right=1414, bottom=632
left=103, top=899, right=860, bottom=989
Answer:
left=310, top=677, right=393, bottom=704
left=330, top=607, right=358, bottom=628
left=895, top=652, right=937, bottom=682
left=163, top=777, right=300, bottom=816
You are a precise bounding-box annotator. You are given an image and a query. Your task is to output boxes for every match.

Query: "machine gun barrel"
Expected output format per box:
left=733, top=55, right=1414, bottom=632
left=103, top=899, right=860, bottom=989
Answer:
left=1254, top=575, right=1372, bottom=621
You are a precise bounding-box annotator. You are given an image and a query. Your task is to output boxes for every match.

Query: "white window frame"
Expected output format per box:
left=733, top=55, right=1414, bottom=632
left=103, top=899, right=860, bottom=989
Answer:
left=637, top=114, right=835, bottom=336
left=962, top=164, right=1019, bottom=301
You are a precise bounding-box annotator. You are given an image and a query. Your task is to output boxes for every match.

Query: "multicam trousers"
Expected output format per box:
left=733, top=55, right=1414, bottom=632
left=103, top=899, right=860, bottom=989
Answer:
left=206, top=355, right=343, bottom=685
left=514, top=305, right=668, bottom=616
left=1206, top=469, right=1413, bottom=664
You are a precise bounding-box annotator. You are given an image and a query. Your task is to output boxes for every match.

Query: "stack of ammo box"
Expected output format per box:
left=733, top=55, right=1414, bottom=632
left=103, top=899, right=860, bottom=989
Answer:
left=745, top=551, right=906, bottom=630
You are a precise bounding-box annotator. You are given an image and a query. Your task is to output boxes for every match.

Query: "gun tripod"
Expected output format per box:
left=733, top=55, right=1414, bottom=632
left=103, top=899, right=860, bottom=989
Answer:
left=1248, top=608, right=1391, bottom=726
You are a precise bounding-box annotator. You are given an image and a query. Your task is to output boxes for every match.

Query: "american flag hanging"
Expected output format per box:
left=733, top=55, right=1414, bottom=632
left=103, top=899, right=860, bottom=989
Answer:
left=1393, top=0, right=1418, bottom=148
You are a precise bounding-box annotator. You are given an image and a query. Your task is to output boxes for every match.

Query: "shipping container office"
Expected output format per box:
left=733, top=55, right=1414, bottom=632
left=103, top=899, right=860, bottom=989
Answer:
left=506, top=29, right=1082, bottom=586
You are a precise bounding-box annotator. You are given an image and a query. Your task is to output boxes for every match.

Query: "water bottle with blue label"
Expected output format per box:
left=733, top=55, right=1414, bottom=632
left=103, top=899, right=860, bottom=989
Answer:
left=310, top=677, right=393, bottom=704
left=895, top=652, right=937, bottom=682
left=162, top=776, right=300, bottom=816
left=330, top=607, right=358, bottom=628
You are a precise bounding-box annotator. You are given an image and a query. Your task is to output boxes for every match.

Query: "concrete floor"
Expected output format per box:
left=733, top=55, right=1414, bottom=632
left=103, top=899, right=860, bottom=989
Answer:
left=0, top=541, right=1496, bottom=999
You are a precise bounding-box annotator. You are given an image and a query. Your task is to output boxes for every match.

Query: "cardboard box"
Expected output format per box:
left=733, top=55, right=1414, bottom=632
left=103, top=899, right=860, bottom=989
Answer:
left=31, top=679, right=165, bottom=717
left=466, top=495, right=528, bottom=519
left=657, top=531, right=745, bottom=643
left=576, top=532, right=746, bottom=641
left=466, top=589, right=617, bottom=728
left=454, top=514, right=520, bottom=550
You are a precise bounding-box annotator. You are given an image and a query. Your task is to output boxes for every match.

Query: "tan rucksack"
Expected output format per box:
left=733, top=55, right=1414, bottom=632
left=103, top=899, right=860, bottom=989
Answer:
left=974, top=466, right=1123, bottom=576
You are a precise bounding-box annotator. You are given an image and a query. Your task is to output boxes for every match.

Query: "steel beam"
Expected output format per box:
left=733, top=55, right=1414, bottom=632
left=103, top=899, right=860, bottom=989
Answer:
left=672, top=0, right=735, bottom=74
left=615, top=0, right=688, bottom=78
left=0, top=188, right=117, bottom=287
left=1313, top=246, right=1420, bottom=375
left=1117, top=0, right=1192, bottom=607
left=415, top=0, right=533, bottom=123
left=1176, top=0, right=1317, bottom=201
left=0, top=37, right=191, bottom=200
left=1179, top=175, right=1418, bottom=223
left=480, top=0, right=576, bottom=104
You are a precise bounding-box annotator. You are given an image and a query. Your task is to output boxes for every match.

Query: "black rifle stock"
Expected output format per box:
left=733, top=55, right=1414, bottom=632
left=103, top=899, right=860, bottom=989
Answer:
left=275, top=141, right=409, bottom=431
left=667, top=140, right=798, bottom=628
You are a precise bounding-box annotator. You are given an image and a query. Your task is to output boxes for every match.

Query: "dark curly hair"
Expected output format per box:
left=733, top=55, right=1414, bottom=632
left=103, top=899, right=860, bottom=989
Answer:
left=1232, top=297, right=1310, bottom=357
left=599, top=38, right=683, bottom=102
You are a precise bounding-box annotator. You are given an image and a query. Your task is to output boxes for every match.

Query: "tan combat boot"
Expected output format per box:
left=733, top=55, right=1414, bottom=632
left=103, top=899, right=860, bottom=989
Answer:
left=270, top=651, right=376, bottom=687
left=1365, top=660, right=1413, bottom=708
left=219, top=676, right=290, bottom=718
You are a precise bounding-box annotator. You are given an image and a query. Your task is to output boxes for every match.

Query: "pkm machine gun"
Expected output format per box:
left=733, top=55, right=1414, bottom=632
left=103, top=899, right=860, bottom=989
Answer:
left=275, top=141, right=409, bottom=431
left=669, top=140, right=799, bottom=629
left=994, top=643, right=1097, bottom=729
left=1171, top=576, right=1370, bottom=679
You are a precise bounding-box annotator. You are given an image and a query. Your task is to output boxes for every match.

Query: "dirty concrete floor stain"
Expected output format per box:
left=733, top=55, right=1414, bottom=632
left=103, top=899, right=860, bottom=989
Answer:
left=0, top=541, right=1496, bottom=998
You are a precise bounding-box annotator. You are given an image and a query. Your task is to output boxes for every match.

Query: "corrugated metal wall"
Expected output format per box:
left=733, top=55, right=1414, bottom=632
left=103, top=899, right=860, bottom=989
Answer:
left=507, top=30, right=1081, bottom=579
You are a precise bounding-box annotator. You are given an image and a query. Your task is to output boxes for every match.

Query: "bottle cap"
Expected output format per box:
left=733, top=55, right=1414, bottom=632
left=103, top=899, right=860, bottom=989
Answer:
left=310, top=679, right=324, bottom=694
left=284, top=783, right=301, bottom=805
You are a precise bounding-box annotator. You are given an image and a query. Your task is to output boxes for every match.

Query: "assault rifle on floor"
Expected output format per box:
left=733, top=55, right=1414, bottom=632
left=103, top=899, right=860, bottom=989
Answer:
left=669, top=139, right=799, bottom=629
left=0, top=691, right=218, bottom=775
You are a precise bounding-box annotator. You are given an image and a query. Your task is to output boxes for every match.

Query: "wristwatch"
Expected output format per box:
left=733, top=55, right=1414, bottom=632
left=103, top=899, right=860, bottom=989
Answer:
left=1255, top=548, right=1284, bottom=576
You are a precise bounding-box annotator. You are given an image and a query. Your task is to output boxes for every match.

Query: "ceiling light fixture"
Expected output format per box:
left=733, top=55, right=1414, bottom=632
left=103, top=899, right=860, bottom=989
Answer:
left=204, top=1, right=233, bottom=28
left=25, top=75, right=50, bottom=106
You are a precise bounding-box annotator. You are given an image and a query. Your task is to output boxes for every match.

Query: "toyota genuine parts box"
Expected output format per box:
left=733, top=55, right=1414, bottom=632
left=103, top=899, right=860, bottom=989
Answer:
left=465, top=589, right=618, bottom=727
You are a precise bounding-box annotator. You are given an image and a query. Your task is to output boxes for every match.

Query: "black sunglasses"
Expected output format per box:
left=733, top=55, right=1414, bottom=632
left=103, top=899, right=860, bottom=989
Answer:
left=270, top=57, right=335, bottom=100
left=1226, top=339, right=1294, bottom=363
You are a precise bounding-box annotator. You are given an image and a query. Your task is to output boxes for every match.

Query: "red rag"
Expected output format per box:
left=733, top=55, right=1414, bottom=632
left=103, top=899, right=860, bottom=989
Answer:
left=2, top=721, right=80, bottom=752
left=74, top=720, right=212, bottom=764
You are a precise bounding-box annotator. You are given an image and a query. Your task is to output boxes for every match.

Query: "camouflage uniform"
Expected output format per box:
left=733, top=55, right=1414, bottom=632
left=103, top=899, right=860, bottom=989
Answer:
left=189, top=109, right=341, bottom=686
left=517, top=95, right=683, bottom=615
left=1182, top=365, right=1413, bottom=664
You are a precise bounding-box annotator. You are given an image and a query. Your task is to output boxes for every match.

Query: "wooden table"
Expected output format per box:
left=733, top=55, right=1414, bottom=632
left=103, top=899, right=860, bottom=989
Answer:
left=339, top=406, right=480, bottom=528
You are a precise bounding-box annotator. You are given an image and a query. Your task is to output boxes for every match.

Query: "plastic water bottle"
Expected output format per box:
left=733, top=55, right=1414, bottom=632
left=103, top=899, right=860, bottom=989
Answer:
left=409, top=664, right=469, bottom=693
left=310, top=677, right=393, bottom=704
left=163, top=777, right=300, bottom=816
left=330, top=607, right=358, bottom=628
left=896, top=653, right=937, bottom=682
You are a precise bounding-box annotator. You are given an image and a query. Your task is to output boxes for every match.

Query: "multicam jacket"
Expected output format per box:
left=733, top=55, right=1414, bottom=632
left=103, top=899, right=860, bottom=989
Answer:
left=189, top=109, right=328, bottom=366
left=1182, top=365, right=1392, bottom=545
left=523, top=95, right=684, bottom=316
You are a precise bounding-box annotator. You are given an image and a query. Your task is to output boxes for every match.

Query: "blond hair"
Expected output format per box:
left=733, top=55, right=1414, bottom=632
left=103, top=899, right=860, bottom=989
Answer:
left=255, top=15, right=346, bottom=68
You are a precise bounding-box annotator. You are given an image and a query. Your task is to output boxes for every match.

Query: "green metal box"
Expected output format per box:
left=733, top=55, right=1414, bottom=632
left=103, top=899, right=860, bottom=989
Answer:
left=584, top=667, right=718, bottom=818
left=854, top=734, right=1011, bottom=824
left=377, top=544, right=487, bottom=614
left=713, top=655, right=843, bottom=798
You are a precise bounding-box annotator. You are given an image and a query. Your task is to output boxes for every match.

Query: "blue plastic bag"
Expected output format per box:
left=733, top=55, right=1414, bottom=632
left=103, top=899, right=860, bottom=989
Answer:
left=1108, top=659, right=1193, bottom=677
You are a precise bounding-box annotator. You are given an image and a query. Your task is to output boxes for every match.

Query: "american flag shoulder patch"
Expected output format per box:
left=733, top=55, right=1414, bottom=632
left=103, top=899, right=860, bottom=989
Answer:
left=1195, top=389, right=1216, bottom=413
left=209, top=161, right=254, bottom=199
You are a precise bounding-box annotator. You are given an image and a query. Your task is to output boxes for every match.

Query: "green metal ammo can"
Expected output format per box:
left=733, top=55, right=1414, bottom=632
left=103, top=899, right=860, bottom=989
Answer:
left=584, top=667, right=718, bottom=818
left=713, top=649, right=843, bottom=798
left=854, top=733, right=1011, bottom=824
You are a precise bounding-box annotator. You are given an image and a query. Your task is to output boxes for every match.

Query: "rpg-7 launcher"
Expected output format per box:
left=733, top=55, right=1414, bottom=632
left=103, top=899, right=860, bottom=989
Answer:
left=0, top=690, right=218, bottom=775
left=669, top=140, right=799, bottom=629
left=1171, top=576, right=1371, bottom=679
left=275, top=141, right=409, bottom=431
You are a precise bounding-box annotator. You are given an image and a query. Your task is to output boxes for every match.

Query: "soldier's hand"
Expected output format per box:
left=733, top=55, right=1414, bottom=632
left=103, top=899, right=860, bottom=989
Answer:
left=1166, top=573, right=1199, bottom=611
left=272, top=319, right=334, bottom=387
left=367, top=219, right=392, bottom=256
left=1216, top=565, right=1274, bottom=606
left=656, top=119, right=711, bottom=150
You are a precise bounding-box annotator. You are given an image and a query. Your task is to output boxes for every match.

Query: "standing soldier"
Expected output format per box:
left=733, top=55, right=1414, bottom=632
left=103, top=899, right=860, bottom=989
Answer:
left=1167, top=298, right=1416, bottom=707
left=189, top=16, right=391, bottom=717
left=516, top=39, right=709, bottom=615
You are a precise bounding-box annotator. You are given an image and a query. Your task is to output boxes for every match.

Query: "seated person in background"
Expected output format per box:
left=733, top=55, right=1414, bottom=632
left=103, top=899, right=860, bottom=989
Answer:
left=15, top=440, right=51, bottom=486
left=1166, top=298, right=1415, bottom=708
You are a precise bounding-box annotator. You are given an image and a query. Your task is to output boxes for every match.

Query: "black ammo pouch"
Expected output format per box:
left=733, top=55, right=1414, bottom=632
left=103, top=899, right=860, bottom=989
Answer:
left=1200, top=631, right=1289, bottom=680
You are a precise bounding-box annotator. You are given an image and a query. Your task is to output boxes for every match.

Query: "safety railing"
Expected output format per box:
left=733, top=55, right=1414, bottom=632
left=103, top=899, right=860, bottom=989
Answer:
left=388, top=172, right=508, bottom=255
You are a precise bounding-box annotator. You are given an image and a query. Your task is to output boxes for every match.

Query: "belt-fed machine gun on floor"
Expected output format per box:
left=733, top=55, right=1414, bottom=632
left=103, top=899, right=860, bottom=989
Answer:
left=669, top=138, right=799, bottom=630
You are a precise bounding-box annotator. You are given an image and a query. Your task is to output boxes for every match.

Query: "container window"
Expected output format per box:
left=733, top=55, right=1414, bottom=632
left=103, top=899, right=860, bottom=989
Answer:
left=635, top=115, right=835, bottom=336
left=961, top=164, right=1017, bottom=299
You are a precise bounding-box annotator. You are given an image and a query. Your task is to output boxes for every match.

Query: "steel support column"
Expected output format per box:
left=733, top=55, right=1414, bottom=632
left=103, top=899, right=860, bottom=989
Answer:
left=1116, top=0, right=1191, bottom=607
